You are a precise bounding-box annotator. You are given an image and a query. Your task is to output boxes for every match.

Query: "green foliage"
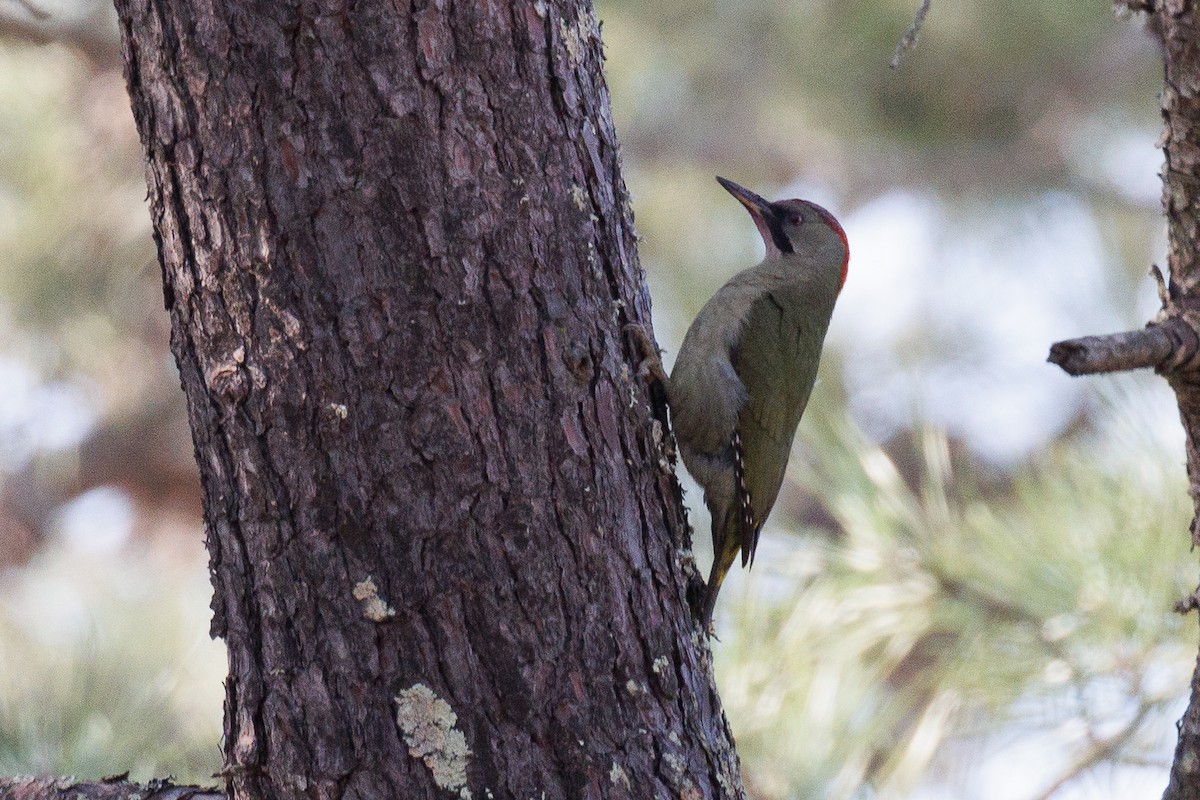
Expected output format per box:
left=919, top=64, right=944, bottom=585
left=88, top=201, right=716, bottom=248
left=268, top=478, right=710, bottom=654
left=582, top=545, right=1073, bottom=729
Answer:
left=598, top=0, right=1156, bottom=180
left=0, top=40, right=159, bottom=394
left=715, top=422, right=1192, bottom=798
left=0, top=541, right=223, bottom=783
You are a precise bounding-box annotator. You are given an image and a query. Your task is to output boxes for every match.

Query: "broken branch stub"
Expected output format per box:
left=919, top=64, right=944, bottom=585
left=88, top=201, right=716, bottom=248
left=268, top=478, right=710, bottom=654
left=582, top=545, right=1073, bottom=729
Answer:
left=1048, top=316, right=1200, bottom=378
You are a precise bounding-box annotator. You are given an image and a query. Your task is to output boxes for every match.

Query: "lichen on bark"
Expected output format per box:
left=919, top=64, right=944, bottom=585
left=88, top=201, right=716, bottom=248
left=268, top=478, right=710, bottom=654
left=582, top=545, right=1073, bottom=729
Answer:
left=395, top=685, right=473, bottom=799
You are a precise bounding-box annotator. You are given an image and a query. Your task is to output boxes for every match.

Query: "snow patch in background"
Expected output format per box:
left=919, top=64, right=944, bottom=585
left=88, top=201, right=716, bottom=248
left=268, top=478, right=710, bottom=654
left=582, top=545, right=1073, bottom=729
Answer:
left=0, top=357, right=96, bottom=469
left=832, top=189, right=1178, bottom=465
left=57, top=486, right=133, bottom=554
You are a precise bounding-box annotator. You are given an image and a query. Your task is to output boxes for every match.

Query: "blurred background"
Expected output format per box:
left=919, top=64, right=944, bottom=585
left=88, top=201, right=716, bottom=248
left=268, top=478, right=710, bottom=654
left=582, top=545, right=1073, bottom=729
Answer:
left=0, top=0, right=1189, bottom=797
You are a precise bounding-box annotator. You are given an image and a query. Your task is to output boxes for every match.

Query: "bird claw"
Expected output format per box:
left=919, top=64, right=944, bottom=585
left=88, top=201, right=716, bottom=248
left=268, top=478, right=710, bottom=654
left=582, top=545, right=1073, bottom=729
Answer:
left=625, top=323, right=669, bottom=385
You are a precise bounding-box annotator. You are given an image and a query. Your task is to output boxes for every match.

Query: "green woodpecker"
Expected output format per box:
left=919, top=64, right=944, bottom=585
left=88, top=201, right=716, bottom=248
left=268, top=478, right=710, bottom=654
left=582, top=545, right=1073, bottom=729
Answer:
left=669, top=177, right=848, bottom=628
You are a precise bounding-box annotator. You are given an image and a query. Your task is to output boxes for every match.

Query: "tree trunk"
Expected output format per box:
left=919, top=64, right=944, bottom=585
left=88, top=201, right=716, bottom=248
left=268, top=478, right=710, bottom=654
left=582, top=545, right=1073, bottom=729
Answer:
left=1155, top=4, right=1200, bottom=799
left=107, top=0, right=743, bottom=798
left=1048, top=2, right=1200, bottom=798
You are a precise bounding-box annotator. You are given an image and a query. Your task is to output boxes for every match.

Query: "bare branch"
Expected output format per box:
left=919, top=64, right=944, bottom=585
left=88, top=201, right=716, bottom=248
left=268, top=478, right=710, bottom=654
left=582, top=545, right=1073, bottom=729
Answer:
left=0, top=7, right=121, bottom=69
left=1027, top=699, right=1158, bottom=800
left=8, top=0, right=50, bottom=20
left=0, top=776, right=223, bottom=800
left=1047, top=322, right=1193, bottom=376
left=891, top=0, right=932, bottom=69
left=1114, top=0, right=1157, bottom=14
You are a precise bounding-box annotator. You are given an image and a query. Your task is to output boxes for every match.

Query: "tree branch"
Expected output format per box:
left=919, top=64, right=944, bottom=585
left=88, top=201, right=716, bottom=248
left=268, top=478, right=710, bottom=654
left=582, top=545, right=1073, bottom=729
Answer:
left=1027, top=698, right=1158, bottom=800
left=891, top=0, right=932, bottom=69
left=7, top=0, right=49, bottom=20
left=1048, top=324, right=1177, bottom=376
left=0, top=776, right=222, bottom=800
left=0, top=6, right=121, bottom=69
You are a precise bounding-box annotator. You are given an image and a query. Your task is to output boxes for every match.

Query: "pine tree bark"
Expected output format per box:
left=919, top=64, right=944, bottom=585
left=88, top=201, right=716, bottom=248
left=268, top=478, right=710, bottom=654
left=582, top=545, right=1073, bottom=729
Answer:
left=103, top=0, right=743, bottom=798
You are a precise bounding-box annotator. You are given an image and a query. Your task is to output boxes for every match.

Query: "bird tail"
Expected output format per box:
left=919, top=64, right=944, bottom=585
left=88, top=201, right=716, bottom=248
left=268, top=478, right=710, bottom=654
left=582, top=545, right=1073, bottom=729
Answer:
left=700, top=509, right=745, bottom=630
left=699, top=432, right=761, bottom=630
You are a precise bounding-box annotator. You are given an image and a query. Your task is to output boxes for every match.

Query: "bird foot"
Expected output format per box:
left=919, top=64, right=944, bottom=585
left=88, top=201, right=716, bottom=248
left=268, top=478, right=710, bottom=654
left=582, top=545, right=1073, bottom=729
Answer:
left=624, top=323, right=668, bottom=385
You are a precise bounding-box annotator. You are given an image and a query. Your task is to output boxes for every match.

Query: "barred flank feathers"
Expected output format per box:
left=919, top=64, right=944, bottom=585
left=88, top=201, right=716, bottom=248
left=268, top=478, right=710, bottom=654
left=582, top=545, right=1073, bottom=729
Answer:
left=732, top=431, right=758, bottom=567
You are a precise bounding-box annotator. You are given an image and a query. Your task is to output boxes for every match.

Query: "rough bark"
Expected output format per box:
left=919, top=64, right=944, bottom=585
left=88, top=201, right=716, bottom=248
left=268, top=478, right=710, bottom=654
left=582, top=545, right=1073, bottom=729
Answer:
left=1147, top=4, right=1200, bottom=796
left=0, top=777, right=220, bottom=800
left=106, top=1, right=742, bottom=799
left=1047, top=316, right=1192, bottom=376
left=1049, top=3, right=1200, bottom=798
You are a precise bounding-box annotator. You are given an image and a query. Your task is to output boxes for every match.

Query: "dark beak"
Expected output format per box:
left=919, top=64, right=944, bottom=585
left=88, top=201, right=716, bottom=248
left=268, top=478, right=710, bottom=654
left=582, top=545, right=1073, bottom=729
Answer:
left=716, top=176, right=792, bottom=255
left=716, top=176, right=774, bottom=223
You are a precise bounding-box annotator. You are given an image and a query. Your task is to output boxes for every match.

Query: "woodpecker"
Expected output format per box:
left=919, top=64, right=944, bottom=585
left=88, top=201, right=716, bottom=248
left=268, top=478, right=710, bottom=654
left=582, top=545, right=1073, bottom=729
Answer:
left=668, top=177, right=848, bottom=628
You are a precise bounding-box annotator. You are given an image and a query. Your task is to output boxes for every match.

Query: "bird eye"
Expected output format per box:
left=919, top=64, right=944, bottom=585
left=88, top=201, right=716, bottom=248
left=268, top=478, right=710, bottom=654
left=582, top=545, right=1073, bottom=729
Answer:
left=788, top=213, right=803, bottom=225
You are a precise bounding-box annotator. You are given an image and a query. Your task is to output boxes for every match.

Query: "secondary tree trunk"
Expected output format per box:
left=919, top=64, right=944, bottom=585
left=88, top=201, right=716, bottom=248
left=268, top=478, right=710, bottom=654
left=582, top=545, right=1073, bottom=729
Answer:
left=1155, top=4, right=1200, bottom=798
left=108, top=0, right=743, bottom=798
left=1048, top=3, right=1200, bottom=798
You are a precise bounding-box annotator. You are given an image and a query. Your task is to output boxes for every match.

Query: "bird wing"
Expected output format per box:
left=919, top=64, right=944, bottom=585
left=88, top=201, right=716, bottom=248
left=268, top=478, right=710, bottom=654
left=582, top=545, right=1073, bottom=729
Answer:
left=730, top=287, right=826, bottom=566
left=667, top=282, right=763, bottom=459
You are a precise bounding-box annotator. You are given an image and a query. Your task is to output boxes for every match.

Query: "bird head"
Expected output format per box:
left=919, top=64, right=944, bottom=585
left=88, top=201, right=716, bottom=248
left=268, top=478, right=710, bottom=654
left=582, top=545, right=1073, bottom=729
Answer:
left=716, top=176, right=849, bottom=288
